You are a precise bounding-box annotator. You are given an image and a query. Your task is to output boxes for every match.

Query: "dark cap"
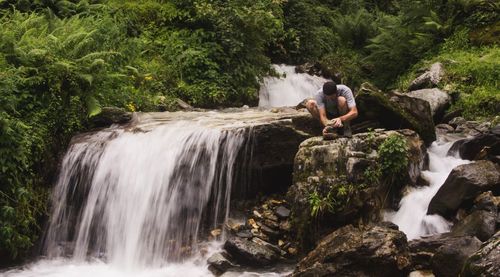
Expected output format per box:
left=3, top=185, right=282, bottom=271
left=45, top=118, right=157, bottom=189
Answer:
left=323, top=81, right=337, bottom=96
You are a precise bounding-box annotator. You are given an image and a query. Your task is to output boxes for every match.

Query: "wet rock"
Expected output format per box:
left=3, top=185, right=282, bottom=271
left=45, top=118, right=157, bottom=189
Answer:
left=260, top=224, right=280, bottom=241
left=449, top=133, right=500, bottom=162
left=450, top=209, right=496, bottom=241
left=428, top=161, right=500, bottom=218
left=407, top=88, right=450, bottom=120
left=472, top=191, right=499, bottom=213
left=292, top=223, right=411, bottom=277
left=275, top=206, right=290, bottom=219
left=207, top=252, right=238, bottom=276
left=448, top=116, right=466, bottom=127
left=90, top=107, right=132, bottom=128
left=225, top=218, right=244, bottom=233
left=263, top=219, right=279, bottom=230
left=251, top=237, right=283, bottom=255
left=408, top=234, right=454, bottom=270
left=262, top=211, right=278, bottom=222
left=461, top=230, right=500, bottom=277
left=431, top=236, right=482, bottom=277
left=435, top=124, right=454, bottom=134
left=236, top=230, right=253, bottom=239
left=223, top=237, right=278, bottom=266
left=408, top=62, right=445, bottom=91
left=210, top=229, right=222, bottom=239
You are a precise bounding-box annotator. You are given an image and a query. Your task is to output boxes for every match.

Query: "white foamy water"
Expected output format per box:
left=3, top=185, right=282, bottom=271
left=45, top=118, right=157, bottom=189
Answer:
left=385, top=138, right=470, bottom=240
left=1, top=112, right=261, bottom=276
left=258, top=64, right=328, bottom=107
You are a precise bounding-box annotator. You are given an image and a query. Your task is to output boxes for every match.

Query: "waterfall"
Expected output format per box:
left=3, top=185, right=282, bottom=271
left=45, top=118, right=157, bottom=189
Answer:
left=5, top=113, right=258, bottom=276
left=385, top=138, right=470, bottom=240
left=258, top=64, right=328, bottom=108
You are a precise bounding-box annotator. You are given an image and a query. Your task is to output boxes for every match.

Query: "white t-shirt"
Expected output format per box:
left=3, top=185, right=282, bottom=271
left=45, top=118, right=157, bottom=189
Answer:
left=314, top=84, right=356, bottom=115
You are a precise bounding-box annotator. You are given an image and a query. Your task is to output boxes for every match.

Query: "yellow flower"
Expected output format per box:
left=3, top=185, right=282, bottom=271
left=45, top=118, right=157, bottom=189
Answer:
left=144, top=76, right=153, bottom=81
left=126, top=103, right=136, bottom=112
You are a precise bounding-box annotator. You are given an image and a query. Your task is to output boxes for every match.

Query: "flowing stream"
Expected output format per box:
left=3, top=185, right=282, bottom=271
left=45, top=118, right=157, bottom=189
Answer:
left=385, top=137, right=470, bottom=240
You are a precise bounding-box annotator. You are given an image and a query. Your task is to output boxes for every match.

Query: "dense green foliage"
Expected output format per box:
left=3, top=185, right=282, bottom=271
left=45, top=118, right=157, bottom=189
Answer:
left=0, top=0, right=497, bottom=260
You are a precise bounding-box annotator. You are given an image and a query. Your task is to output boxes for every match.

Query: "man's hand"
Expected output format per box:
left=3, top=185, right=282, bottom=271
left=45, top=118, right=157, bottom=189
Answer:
left=329, top=118, right=343, bottom=128
left=322, top=126, right=330, bottom=135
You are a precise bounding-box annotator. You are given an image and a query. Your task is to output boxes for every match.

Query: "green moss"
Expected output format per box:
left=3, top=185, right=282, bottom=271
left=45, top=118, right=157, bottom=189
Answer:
left=356, top=90, right=436, bottom=144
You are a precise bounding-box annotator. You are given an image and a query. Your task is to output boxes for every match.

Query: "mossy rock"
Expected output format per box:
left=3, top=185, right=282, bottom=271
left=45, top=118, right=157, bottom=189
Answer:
left=354, top=85, right=436, bottom=144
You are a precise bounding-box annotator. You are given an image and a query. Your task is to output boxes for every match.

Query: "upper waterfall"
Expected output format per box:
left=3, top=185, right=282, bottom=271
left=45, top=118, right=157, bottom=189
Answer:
left=258, top=64, right=328, bottom=108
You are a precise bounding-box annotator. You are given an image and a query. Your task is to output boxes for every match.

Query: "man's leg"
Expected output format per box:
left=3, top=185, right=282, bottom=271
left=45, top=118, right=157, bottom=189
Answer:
left=305, top=99, right=320, bottom=120
left=337, top=96, right=348, bottom=116
left=337, top=96, right=352, bottom=137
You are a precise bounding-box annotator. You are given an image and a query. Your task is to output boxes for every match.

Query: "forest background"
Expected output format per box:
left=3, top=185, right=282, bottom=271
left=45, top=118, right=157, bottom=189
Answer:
left=0, top=0, right=498, bottom=262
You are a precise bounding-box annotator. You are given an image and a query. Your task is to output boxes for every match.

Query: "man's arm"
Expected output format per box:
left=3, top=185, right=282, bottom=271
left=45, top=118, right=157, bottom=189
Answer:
left=318, top=107, right=330, bottom=127
left=330, top=106, right=358, bottom=128
left=339, top=106, right=358, bottom=123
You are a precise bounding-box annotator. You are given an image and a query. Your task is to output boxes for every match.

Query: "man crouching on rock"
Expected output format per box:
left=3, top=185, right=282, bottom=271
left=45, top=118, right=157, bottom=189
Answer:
left=305, top=81, right=358, bottom=139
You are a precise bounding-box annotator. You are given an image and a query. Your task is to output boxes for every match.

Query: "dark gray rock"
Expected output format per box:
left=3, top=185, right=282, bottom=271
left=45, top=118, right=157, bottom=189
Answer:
left=427, top=161, right=500, bottom=218
left=450, top=210, right=496, bottom=241
left=449, top=133, right=500, bottom=162
left=472, top=191, right=499, bottom=214
left=292, top=223, right=411, bottom=277
left=408, top=234, right=450, bottom=270
left=408, top=62, right=445, bottom=91
left=461, top=231, right=500, bottom=277
left=431, top=236, right=482, bottom=277
left=90, top=107, right=132, bottom=127
left=223, top=237, right=278, bottom=266
left=207, top=252, right=237, bottom=276
left=235, top=230, right=253, bottom=239
left=435, top=124, right=455, bottom=134
left=449, top=116, right=467, bottom=127
left=275, top=206, right=290, bottom=219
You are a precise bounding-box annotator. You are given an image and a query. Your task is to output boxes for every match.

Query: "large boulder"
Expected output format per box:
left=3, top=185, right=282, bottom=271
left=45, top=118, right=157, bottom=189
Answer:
left=223, top=237, right=278, bottom=266
left=355, top=84, right=436, bottom=144
left=288, top=129, right=425, bottom=248
left=207, top=252, right=238, bottom=276
left=461, top=230, right=500, bottom=277
left=407, top=88, right=450, bottom=120
left=427, top=161, right=500, bottom=218
left=450, top=210, right=497, bottom=242
left=408, top=63, right=445, bottom=91
left=430, top=236, right=482, bottom=277
left=408, top=235, right=480, bottom=271
left=292, top=223, right=411, bottom=277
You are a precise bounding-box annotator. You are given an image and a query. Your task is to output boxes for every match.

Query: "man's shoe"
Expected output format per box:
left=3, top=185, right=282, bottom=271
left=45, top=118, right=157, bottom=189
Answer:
left=342, top=122, right=352, bottom=138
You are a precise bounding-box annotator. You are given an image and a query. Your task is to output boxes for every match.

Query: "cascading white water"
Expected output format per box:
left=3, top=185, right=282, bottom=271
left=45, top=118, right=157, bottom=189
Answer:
left=3, top=114, right=254, bottom=276
left=385, top=138, right=470, bottom=240
left=258, top=64, right=328, bottom=107
left=3, top=110, right=301, bottom=277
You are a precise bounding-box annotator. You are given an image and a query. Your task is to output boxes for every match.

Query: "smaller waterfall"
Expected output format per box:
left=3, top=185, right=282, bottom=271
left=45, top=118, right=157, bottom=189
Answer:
left=385, top=138, right=470, bottom=240
left=258, top=64, right=328, bottom=108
